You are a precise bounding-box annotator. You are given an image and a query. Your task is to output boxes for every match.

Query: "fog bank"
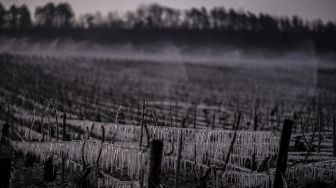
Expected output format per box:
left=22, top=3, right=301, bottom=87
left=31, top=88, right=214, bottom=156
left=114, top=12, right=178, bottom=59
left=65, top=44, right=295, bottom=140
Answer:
left=1, top=37, right=335, bottom=69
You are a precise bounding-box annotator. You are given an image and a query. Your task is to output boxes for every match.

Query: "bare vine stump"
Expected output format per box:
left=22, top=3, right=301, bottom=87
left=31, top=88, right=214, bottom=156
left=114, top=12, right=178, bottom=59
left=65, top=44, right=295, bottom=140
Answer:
left=273, top=119, right=293, bottom=188
left=147, top=139, right=163, bottom=188
left=25, top=152, right=37, bottom=167
left=44, top=157, right=56, bottom=182
left=1, top=122, right=10, bottom=146
left=0, top=157, right=12, bottom=188
left=76, top=167, right=92, bottom=188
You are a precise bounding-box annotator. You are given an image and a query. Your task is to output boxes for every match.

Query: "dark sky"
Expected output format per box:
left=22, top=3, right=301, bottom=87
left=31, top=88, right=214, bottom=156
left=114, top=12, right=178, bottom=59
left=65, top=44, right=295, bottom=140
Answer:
left=2, top=0, right=336, bottom=22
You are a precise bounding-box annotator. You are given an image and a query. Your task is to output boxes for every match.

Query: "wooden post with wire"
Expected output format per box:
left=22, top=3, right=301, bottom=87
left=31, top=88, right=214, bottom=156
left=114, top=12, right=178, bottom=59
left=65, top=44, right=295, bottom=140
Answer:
left=61, top=151, right=65, bottom=188
left=147, top=139, right=163, bottom=188
left=62, top=113, right=67, bottom=141
left=44, top=156, right=56, bottom=182
left=273, top=119, right=293, bottom=188
left=57, top=113, right=66, bottom=188
left=139, top=101, right=146, bottom=147
left=174, top=130, right=183, bottom=188
left=0, top=157, right=11, bottom=188
left=333, top=113, right=336, bottom=157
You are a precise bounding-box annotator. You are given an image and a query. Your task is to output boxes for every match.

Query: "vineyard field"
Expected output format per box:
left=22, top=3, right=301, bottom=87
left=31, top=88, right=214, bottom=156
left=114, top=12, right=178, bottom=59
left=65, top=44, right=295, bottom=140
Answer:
left=0, top=53, right=336, bottom=188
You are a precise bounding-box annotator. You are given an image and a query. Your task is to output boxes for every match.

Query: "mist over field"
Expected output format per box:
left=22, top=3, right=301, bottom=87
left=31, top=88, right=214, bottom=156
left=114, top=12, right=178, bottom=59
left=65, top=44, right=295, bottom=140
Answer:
left=1, top=35, right=327, bottom=109
left=1, top=36, right=334, bottom=68
left=0, top=35, right=327, bottom=100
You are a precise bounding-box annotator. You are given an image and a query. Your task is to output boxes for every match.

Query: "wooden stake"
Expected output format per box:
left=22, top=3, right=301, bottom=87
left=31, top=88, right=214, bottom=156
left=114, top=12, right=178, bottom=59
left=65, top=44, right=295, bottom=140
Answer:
left=139, top=101, right=146, bottom=147
left=211, top=113, right=215, bottom=130
left=193, top=105, right=197, bottom=129
left=62, top=113, right=67, bottom=141
left=115, top=105, right=121, bottom=124
left=169, top=107, right=173, bottom=127
left=273, top=119, right=293, bottom=188
left=44, top=156, right=56, bottom=182
left=61, top=152, right=65, bottom=188
left=267, top=107, right=269, bottom=128
left=254, top=107, right=258, bottom=131
left=10, top=109, right=14, bottom=138
left=174, top=130, right=183, bottom=188
left=147, top=139, right=163, bottom=188
left=52, top=101, right=59, bottom=141
left=333, top=113, right=336, bottom=156
left=0, top=158, right=11, bottom=188
left=152, top=110, right=158, bottom=127
left=96, top=126, right=105, bottom=168
left=137, top=102, right=140, bottom=125
left=252, top=109, right=258, bottom=171
left=224, top=112, right=241, bottom=170
left=318, top=109, right=322, bottom=153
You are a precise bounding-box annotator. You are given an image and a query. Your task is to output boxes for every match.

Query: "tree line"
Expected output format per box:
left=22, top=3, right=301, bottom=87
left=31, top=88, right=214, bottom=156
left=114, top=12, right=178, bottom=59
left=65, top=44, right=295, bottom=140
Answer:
left=1, top=2, right=335, bottom=53
left=0, top=3, right=73, bottom=28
